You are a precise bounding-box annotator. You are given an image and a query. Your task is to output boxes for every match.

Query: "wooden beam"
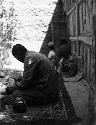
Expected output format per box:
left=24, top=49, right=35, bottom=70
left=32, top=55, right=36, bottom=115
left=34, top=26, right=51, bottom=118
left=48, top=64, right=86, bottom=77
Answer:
left=69, top=36, right=92, bottom=45
left=93, top=15, right=96, bottom=84
left=51, top=22, right=54, bottom=43
left=66, top=3, right=76, bottom=16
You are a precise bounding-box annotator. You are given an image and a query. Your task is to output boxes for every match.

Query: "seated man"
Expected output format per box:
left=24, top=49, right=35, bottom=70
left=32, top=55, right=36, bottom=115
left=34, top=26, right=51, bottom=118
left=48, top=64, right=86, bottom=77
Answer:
left=2, top=44, right=60, bottom=113
left=57, top=44, right=78, bottom=77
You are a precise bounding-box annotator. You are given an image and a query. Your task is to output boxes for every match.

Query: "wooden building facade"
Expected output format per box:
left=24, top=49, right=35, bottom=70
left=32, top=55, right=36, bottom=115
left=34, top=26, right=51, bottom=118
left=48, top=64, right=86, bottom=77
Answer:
left=62, top=0, right=96, bottom=82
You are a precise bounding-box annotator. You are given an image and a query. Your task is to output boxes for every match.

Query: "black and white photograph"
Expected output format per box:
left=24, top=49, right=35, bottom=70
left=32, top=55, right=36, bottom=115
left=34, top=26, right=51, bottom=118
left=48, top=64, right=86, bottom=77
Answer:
left=0, top=0, right=95, bottom=125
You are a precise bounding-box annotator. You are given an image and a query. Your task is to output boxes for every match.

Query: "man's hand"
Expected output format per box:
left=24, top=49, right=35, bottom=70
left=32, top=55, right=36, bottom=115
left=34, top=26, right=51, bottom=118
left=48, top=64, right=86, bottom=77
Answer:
left=1, top=86, right=16, bottom=95
left=0, top=83, right=7, bottom=95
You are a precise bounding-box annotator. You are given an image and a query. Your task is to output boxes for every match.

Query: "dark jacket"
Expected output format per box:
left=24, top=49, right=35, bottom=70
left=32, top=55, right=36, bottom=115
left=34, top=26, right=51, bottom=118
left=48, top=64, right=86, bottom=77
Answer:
left=57, top=54, right=78, bottom=77
left=14, top=51, right=59, bottom=105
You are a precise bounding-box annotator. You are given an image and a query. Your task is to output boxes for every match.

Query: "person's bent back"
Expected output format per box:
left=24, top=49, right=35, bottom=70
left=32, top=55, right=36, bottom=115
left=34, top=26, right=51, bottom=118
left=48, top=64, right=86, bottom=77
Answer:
left=3, top=44, right=60, bottom=108
left=22, top=50, right=60, bottom=105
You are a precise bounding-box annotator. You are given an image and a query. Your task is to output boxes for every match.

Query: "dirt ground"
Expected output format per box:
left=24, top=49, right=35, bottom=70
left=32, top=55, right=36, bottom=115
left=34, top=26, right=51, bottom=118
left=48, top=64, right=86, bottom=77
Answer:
left=0, top=69, right=90, bottom=125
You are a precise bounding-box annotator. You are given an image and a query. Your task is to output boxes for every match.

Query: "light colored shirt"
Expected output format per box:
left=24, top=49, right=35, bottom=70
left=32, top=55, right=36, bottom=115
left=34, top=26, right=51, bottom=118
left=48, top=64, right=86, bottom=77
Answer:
left=48, top=50, right=55, bottom=65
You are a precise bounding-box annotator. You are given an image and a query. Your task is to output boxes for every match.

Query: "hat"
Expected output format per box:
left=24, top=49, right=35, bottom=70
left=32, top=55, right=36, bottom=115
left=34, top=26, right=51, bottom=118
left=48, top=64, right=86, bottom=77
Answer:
left=48, top=42, right=54, bottom=50
left=48, top=42, right=54, bottom=46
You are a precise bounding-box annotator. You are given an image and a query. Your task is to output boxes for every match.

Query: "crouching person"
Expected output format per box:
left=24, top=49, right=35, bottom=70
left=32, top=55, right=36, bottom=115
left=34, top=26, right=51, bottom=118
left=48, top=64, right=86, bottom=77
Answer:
left=57, top=44, right=78, bottom=77
left=1, top=44, right=59, bottom=113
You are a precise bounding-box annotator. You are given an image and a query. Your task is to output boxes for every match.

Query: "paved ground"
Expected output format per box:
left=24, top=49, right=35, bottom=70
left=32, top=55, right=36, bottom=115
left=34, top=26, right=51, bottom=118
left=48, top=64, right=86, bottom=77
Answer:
left=63, top=78, right=89, bottom=125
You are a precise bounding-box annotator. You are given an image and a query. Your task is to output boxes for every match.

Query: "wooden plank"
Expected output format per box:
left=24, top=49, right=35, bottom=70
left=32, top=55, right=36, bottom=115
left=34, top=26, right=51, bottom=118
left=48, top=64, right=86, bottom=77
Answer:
left=93, top=15, right=96, bottom=83
left=67, top=3, right=76, bottom=16
left=88, top=15, right=96, bottom=125
left=69, top=36, right=92, bottom=45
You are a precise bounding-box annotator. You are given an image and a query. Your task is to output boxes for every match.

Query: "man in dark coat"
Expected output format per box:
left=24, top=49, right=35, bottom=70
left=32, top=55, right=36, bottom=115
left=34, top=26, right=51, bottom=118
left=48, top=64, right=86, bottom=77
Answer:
left=2, top=44, right=59, bottom=112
